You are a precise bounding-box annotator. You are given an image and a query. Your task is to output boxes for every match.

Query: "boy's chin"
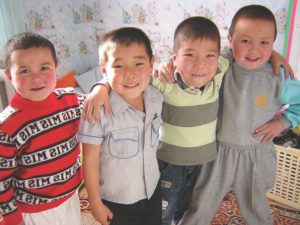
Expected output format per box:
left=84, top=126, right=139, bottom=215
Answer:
left=238, top=61, right=267, bottom=71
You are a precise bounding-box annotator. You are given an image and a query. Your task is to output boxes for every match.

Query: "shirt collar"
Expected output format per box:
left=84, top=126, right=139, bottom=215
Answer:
left=174, top=66, right=222, bottom=95
left=109, top=86, right=154, bottom=115
left=174, top=72, right=204, bottom=95
left=11, top=92, right=56, bottom=111
left=109, top=91, right=131, bottom=116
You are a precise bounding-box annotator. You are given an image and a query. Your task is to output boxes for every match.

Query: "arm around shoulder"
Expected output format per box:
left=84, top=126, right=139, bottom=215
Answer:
left=220, top=47, right=234, bottom=64
left=82, top=81, right=111, bottom=123
left=218, top=56, right=229, bottom=73
left=213, top=56, right=229, bottom=85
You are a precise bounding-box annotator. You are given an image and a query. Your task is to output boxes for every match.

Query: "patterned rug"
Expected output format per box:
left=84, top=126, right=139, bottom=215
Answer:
left=211, top=191, right=300, bottom=225
left=79, top=187, right=300, bottom=225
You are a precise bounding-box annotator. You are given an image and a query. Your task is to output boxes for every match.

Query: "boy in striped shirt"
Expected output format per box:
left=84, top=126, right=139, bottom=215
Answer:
left=0, top=32, right=84, bottom=225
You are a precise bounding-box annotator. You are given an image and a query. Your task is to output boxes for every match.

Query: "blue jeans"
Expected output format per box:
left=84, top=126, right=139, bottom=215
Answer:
left=158, top=159, right=201, bottom=225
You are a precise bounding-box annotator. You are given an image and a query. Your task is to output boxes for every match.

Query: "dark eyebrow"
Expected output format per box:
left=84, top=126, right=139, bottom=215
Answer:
left=113, top=55, right=147, bottom=63
left=134, top=55, right=147, bottom=59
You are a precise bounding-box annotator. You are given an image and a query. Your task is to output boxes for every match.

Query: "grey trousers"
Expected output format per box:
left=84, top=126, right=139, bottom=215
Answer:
left=179, top=142, right=276, bottom=225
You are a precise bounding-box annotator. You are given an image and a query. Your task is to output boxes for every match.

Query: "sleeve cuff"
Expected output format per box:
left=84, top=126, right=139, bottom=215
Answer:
left=280, top=116, right=292, bottom=129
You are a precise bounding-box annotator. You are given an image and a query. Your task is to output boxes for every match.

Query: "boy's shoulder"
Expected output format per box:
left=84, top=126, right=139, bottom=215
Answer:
left=142, top=85, right=163, bottom=106
left=108, top=85, right=162, bottom=114
left=110, top=85, right=162, bottom=104
left=146, top=84, right=163, bottom=98
left=0, top=90, right=76, bottom=127
left=231, top=61, right=275, bottom=76
left=54, top=87, right=79, bottom=97
left=217, top=56, right=229, bottom=73
left=54, top=87, right=85, bottom=105
left=0, top=105, right=19, bottom=125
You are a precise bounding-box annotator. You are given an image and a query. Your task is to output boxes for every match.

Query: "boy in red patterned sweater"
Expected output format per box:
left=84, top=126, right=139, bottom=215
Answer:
left=0, top=32, right=84, bottom=225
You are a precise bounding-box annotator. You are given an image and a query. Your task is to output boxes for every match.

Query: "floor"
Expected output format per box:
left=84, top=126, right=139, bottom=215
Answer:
left=80, top=186, right=101, bottom=225
left=79, top=187, right=300, bottom=225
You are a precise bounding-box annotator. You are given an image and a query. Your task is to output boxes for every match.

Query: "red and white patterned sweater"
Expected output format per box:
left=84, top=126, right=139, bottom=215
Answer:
left=0, top=88, right=85, bottom=225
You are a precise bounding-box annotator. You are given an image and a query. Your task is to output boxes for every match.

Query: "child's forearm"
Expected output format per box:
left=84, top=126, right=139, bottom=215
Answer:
left=220, top=46, right=234, bottom=63
left=89, top=79, right=110, bottom=93
left=270, top=50, right=294, bottom=78
left=82, top=80, right=111, bottom=122
left=82, top=144, right=102, bottom=206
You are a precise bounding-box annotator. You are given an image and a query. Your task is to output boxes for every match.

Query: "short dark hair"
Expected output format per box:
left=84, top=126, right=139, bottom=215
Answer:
left=173, top=16, right=220, bottom=53
left=98, top=27, right=153, bottom=65
left=229, top=5, right=277, bottom=40
left=3, top=32, right=58, bottom=69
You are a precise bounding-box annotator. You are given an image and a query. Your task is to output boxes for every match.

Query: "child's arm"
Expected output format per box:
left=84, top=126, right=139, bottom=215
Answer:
left=82, top=143, right=113, bottom=225
left=221, top=47, right=294, bottom=79
left=0, top=133, right=23, bottom=225
left=153, top=60, right=176, bottom=83
left=254, top=68, right=300, bottom=143
left=81, top=83, right=111, bottom=123
left=270, top=50, right=294, bottom=79
left=154, top=52, right=294, bottom=84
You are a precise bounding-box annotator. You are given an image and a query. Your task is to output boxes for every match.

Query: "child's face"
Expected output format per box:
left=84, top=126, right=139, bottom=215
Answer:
left=229, top=18, right=275, bottom=70
left=4, top=47, right=57, bottom=101
left=101, top=43, right=153, bottom=105
left=173, top=38, right=219, bottom=88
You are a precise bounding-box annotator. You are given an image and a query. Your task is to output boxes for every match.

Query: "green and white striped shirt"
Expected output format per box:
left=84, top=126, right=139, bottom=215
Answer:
left=152, top=56, right=229, bottom=166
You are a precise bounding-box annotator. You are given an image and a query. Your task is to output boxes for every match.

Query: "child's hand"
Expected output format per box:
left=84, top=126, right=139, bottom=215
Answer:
left=153, top=60, right=175, bottom=83
left=270, top=50, right=294, bottom=79
left=82, top=84, right=110, bottom=123
left=91, top=203, right=113, bottom=225
left=253, top=119, right=285, bottom=144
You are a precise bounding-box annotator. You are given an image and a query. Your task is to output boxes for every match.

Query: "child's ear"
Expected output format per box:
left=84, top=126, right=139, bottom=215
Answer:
left=172, top=52, right=177, bottom=66
left=3, top=69, right=12, bottom=80
left=99, top=65, right=107, bottom=79
left=227, top=34, right=233, bottom=49
left=150, top=56, right=155, bottom=70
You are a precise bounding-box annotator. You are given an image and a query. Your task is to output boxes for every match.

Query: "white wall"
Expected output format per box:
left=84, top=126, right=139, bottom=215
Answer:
left=21, top=0, right=290, bottom=77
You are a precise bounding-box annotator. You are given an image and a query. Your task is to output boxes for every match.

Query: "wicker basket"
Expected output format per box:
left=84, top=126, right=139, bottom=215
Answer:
left=267, top=145, right=300, bottom=209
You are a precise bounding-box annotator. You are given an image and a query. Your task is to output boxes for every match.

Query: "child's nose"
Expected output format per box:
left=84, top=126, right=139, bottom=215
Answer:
left=249, top=42, right=259, bottom=51
left=124, top=67, right=135, bottom=78
left=195, top=57, right=205, bottom=68
left=30, top=72, right=43, bottom=81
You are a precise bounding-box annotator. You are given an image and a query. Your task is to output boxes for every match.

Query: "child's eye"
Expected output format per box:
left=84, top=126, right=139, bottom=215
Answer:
left=136, top=62, right=144, bottom=66
left=41, top=66, right=50, bottom=71
left=261, top=41, right=269, bottom=45
left=113, top=65, right=122, bottom=69
left=183, top=53, right=193, bottom=57
left=241, top=39, right=250, bottom=44
left=207, top=54, right=216, bottom=58
left=19, top=69, right=29, bottom=74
